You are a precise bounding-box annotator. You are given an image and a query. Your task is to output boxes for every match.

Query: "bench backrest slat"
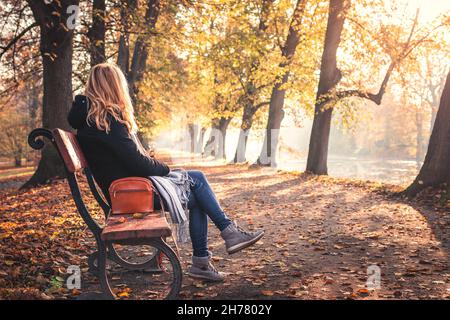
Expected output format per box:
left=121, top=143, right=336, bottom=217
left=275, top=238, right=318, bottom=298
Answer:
left=52, top=128, right=110, bottom=217
left=52, top=128, right=88, bottom=173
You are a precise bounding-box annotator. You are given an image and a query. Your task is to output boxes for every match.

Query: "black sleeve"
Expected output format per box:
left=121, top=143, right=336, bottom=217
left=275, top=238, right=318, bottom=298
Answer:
left=68, top=95, right=88, bottom=130
left=106, top=119, right=170, bottom=177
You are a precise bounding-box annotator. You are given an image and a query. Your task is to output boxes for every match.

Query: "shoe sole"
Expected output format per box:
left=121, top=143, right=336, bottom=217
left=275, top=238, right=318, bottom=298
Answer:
left=186, top=272, right=224, bottom=282
left=227, top=231, right=265, bottom=254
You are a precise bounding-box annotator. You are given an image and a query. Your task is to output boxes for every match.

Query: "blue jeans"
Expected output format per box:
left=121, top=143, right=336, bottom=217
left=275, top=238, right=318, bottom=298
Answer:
left=187, top=170, right=232, bottom=257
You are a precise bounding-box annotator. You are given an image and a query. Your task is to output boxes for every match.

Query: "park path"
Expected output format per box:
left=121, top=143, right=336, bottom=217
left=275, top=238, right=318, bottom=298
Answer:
left=0, top=156, right=449, bottom=299
left=174, top=161, right=449, bottom=299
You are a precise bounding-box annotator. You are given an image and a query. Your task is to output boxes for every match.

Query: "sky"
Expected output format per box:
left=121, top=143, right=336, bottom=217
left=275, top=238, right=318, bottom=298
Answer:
left=394, top=0, right=450, bottom=22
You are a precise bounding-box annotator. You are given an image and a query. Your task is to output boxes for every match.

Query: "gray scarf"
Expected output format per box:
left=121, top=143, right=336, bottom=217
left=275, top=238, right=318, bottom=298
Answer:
left=149, top=169, right=193, bottom=243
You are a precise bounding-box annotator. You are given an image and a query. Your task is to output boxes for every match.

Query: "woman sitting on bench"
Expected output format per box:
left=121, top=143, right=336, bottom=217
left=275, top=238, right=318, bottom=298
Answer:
left=67, top=63, right=264, bottom=282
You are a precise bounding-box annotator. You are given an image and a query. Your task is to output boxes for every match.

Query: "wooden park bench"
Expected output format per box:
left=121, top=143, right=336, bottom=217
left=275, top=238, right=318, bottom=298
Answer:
left=28, top=128, right=182, bottom=299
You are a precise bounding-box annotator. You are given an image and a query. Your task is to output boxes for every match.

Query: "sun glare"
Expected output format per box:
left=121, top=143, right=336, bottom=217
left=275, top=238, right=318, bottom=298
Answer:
left=394, top=0, right=450, bottom=22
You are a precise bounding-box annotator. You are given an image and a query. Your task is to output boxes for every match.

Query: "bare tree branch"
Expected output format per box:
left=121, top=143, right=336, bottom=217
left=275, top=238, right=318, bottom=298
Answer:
left=0, top=22, right=38, bottom=60
left=332, top=8, right=425, bottom=106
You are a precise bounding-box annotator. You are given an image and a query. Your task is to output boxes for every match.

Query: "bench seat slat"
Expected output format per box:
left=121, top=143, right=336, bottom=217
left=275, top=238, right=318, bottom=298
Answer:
left=101, top=213, right=172, bottom=241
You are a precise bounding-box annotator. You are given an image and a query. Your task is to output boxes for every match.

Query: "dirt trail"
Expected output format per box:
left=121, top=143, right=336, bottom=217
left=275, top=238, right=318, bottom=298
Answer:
left=0, top=160, right=449, bottom=299
left=175, top=163, right=449, bottom=299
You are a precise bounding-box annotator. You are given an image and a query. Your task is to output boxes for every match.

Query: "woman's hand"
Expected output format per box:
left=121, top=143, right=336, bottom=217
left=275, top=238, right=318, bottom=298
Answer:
left=147, top=145, right=156, bottom=158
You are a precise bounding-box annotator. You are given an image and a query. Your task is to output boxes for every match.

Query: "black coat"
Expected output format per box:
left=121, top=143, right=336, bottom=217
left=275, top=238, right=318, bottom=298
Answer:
left=68, top=95, right=170, bottom=202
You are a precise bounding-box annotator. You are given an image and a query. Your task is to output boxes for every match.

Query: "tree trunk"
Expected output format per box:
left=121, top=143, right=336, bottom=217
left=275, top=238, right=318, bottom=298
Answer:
left=188, top=123, right=195, bottom=153
left=306, top=106, right=334, bottom=174
left=430, top=106, right=437, bottom=133
left=117, top=35, right=130, bottom=74
left=14, top=154, right=22, bottom=167
left=405, top=71, right=450, bottom=197
left=415, top=107, right=424, bottom=168
left=127, top=0, right=160, bottom=102
left=255, top=0, right=307, bottom=166
left=203, top=117, right=231, bottom=160
left=429, top=72, right=447, bottom=133
left=117, top=0, right=137, bottom=75
left=27, top=83, right=41, bottom=130
left=306, top=2, right=421, bottom=174
left=188, top=123, right=205, bottom=154
left=218, top=118, right=230, bottom=159
left=89, top=0, right=106, bottom=66
left=306, top=0, right=347, bottom=175
left=256, top=75, right=288, bottom=166
left=22, top=0, right=78, bottom=189
left=116, top=0, right=160, bottom=148
left=231, top=0, right=273, bottom=163
left=234, top=104, right=257, bottom=163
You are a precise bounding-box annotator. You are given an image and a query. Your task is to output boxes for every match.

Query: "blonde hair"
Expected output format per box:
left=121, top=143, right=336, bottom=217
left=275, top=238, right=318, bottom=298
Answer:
left=85, top=63, right=138, bottom=134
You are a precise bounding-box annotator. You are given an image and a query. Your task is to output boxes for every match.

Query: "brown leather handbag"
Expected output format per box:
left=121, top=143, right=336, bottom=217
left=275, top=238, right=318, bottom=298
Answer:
left=109, top=177, right=154, bottom=214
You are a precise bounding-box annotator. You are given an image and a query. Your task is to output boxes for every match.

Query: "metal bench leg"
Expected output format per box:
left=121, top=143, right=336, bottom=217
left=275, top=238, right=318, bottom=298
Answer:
left=94, top=239, right=181, bottom=299
left=87, top=246, right=163, bottom=276
left=97, top=241, right=115, bottom=300
left=106, top=243, right=164, bottom=273
left=149, top=238, right=183, bottom=300
left=87, top=251, right=99, bottom=276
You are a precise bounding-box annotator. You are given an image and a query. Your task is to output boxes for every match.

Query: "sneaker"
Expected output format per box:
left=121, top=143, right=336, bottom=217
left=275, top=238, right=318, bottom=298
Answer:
left=186, top=251, right=225, bottom=282
left=221, top=222, right=264, bottom=254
